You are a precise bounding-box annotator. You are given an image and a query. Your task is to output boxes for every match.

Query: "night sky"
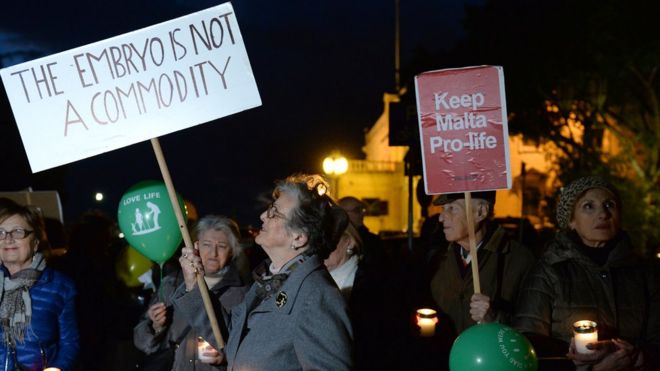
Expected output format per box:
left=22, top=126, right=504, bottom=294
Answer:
left=0, top=0, right=477, bottom=227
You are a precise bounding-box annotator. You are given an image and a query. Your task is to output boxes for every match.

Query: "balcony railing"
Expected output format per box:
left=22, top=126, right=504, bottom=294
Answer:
left=347, top=160, right=402, bottom=173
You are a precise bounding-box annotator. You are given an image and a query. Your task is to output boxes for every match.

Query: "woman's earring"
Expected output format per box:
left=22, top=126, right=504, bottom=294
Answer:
left=346, top=247, right=354, bottom=256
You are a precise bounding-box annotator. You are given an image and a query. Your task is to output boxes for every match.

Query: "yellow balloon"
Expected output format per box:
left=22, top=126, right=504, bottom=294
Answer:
left=116, top=245, right=153, bottom=288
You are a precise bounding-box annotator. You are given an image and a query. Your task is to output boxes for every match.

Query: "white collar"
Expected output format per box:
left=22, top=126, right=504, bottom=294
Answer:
left=329, top=255, right=359, bottom=298
left=460, top=240, right=484, bottom=265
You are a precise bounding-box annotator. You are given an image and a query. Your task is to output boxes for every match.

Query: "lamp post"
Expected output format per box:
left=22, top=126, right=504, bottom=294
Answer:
left=322, top=154, right=348, bottom=198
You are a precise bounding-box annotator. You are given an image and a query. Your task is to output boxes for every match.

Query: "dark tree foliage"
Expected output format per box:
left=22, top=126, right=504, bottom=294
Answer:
left=403, top=0, right=660, bottom=251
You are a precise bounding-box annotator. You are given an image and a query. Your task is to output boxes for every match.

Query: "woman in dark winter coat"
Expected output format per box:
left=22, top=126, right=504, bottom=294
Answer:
left=515, top=176, right=660, bottom=370
left=134, top=215, right=248, bottom=370
left=0, top=198, right=79, bottom=370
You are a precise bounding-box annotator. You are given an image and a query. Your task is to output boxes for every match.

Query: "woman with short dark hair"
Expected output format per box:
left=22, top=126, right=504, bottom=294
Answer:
left=177, top=174, right=353, bottom=370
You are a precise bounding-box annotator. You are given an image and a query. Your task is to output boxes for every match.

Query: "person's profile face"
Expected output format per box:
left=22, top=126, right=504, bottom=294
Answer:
left=437, top=199, right=469, bottom=244
left=256, top=192, right=297, bottom=250
left=340, top=200, right=365, bottom=226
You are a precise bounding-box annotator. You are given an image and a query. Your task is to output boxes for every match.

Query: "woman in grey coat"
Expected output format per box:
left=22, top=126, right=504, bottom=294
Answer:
left=134, top=215, right=248, bottom=370
left=176, top=174, right=353, bottom=371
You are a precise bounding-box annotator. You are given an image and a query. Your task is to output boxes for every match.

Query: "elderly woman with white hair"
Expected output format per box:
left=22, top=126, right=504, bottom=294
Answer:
left=134, top=215, right=248, bottom=370
left=515, top=176, right=660, bottom=370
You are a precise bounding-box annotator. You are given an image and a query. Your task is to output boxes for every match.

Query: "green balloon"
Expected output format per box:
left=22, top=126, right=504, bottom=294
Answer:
left=449, top=323, right=537, bottom=371
left=117, top=180, right=186, bottom=264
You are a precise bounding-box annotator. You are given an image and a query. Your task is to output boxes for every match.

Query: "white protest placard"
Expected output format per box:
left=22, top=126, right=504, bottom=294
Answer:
left=415, top=65, right=511, bottom=194
left=0, top=2, right=261, bottom=173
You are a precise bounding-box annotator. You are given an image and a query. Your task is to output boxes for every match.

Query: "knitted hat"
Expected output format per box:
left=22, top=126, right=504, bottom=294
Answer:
left=556, top=176, right=619, bottom=230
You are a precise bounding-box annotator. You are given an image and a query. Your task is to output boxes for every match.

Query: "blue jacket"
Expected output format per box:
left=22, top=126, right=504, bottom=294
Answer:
left=0, top=267, right=79, bottom=371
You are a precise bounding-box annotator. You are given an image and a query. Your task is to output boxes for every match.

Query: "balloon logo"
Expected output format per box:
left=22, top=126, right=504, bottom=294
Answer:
left=116, top=245, right=153, bottom=288
left=117, top=180, right=186, bottom=264
left=449, top=323, right=537, bottom=371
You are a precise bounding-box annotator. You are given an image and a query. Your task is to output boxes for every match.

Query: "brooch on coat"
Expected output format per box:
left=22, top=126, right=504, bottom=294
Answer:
left=275, top=291, right=288, bottom=308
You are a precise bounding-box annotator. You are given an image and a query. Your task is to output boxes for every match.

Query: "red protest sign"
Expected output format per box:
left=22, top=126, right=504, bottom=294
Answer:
left=415, top=65, right=511, bottom=194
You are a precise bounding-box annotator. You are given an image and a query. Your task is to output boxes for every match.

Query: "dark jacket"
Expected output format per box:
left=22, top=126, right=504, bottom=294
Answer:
left=430, top=224, right=536, bottom=336
left=134, top=263, right=247, bottom=371
left=0, top=267, right=79, bottom=371
left=348, top=255, right=394, bottom=371
left=216, top=255, right=353, bottom=371
left=514, top=231, right=660, bottom=366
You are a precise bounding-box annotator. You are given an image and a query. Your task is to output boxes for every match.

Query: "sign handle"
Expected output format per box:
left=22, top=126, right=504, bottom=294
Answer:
left=150, top=138, right=225, bottom=349
left=464, top=192, right=481, bottom=294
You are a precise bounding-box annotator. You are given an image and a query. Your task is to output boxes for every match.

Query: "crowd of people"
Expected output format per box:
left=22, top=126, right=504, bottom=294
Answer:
left=0, top=174, right=657, bottom=370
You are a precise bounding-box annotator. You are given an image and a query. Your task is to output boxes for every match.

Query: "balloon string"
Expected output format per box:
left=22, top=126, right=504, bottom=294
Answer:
left=158, top=262, right=165, bottom=303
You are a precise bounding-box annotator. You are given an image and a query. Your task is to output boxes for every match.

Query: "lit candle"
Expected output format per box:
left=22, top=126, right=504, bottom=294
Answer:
left=573, top=320, right=598, bottom=354
left=197, top=337, right=215, bottom=362
left=416, top=308, right=438, bottom=337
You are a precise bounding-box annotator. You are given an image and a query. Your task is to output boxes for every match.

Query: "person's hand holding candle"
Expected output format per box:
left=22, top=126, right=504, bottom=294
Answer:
left=568, top=337, right=611, bottom=365
left=197, top=337, right=224, bottom=365
left=568, top=337, right=640, bottom=370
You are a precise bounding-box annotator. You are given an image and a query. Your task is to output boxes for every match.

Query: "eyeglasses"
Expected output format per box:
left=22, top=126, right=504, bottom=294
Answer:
left=198, top=240, right=229, bottom=250
left=0, top=228, right=33, bottom=241
left=266, top=203, right=287, bottom=220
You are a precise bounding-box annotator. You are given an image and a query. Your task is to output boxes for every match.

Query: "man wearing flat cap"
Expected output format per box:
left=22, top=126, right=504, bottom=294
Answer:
left=429, top=191, right=536, bottom=336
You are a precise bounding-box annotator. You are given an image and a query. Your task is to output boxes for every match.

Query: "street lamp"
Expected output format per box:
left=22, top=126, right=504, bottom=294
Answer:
left=323, top=155, right=348, bottom=176
left=323, top=154, right=348, bottom=197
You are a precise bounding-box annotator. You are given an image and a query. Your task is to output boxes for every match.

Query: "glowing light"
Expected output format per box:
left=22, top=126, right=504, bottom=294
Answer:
left=415, top=308, right=438, bottom=337
left=323, top=154, right=348, bottom=175
left=95, top=192, right=104, bottom=201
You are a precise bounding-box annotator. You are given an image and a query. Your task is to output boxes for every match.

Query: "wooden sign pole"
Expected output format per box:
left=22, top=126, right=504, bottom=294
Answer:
left=150, top=138, right=225, bottom=348
left=464, top=192, right=481, bottom=294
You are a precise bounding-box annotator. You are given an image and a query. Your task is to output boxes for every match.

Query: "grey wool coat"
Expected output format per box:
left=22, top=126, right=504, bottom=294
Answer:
left=178, top=254, right=354, bottom=371
left=134, top=263, right=248, bottom=370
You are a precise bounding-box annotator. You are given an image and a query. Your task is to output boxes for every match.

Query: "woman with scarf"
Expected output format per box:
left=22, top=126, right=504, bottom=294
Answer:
left=175, top=174, right=353, bottom=370
left=515, top=176, right=660, bottom=370
left=134, top=215, right=248, bottom=370
left=0, top=198, right=79, bottom=370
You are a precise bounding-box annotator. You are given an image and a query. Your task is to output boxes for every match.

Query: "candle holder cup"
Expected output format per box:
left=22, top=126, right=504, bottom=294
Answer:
left=416, top=308, right=438, bottom=337
left=573, top=320, right=598, bottom=354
